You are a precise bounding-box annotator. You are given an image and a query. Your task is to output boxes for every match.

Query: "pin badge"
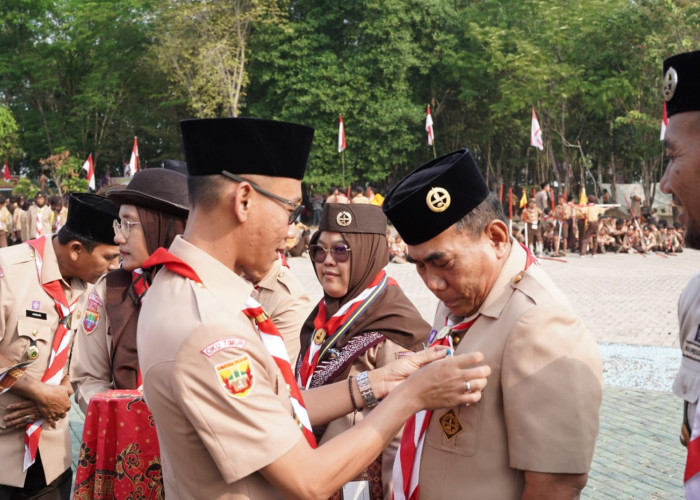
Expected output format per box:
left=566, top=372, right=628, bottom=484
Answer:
left=426, top=187, right=451, bottom=213
left=26, top=345, right=39, bottom=360
left=439, top=409, right=464, bottom=441
left=313, top=328, right=327, bottom=345
left=664, top=66, right=678, bottom=101
left=336, top=211, right=352, bottom=227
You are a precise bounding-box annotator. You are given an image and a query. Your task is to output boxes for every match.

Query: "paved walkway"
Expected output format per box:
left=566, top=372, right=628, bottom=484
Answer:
left=67, top=247, right=700, bottom=498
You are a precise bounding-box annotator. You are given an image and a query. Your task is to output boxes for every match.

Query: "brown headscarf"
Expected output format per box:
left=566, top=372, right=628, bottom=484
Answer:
left=105, top=207, right=186, bottom=389
left=298, top=205, right=430, bottom=365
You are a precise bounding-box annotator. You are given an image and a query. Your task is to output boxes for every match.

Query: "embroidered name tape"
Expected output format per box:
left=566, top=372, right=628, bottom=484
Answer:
left=201, top=338, right=247, bottom=357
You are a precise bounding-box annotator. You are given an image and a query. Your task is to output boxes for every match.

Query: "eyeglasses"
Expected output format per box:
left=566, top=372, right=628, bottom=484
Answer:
left=309, top=244, right=352, bottom=264
left=113, top=219, right=142, bottom=238
left=221, top=171, right=303, bottom=224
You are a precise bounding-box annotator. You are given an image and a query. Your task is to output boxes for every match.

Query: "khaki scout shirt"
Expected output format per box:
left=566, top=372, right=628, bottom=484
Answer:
left=0, top=239, right=86, bottom=487
left=71, top=276, right=112, bottom=412
left=138, top=236, right=302, bottom=500
left=27, top=205, right=53, bottom=239
left=418, top=242, right=602, bottom=499
left=673, top=272, right=700, bottom=425
left=252, top=259, right=312, bottom=366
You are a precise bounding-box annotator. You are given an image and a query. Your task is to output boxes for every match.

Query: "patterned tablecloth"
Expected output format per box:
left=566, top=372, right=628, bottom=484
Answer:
left=73, top=390, right=163, bottom=499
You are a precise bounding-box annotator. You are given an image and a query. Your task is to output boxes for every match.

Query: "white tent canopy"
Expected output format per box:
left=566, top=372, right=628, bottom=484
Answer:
left=599, top=183, right=672, bottom=217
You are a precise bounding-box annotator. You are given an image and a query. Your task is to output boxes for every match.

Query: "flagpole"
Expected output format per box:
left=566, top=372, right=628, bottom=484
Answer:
left=341, top=150, right=346, bottom=188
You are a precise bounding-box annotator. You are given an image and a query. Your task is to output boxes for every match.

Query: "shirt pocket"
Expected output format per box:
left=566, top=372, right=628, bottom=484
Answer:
left=425, top=392, right=485, bottom=457
left=16, top=318, right=53, bottom=365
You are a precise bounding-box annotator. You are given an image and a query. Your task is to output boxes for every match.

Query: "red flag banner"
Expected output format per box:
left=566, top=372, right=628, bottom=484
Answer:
left=3, top=161, right=10, bottom=182
left=127, top=137, right=139, bottom=176
left=530, top=108, right=544, bottom=151
left=338, top=114, right=346, bottom=153
left=82, top=154, right=95, bottom=190
left=426, top=105, right=435, bottom=146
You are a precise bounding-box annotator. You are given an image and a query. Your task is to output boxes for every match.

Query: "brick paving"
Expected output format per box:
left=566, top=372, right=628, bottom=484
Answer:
left=67, top=247, right=700, bottom=498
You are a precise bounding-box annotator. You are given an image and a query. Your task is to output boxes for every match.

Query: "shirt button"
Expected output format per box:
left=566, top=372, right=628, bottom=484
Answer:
left=513, top=273, right=524, bottom=284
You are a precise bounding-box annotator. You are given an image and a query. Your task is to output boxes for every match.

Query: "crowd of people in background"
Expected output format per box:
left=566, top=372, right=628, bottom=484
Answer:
left=0, top=191, right=70, bottom=247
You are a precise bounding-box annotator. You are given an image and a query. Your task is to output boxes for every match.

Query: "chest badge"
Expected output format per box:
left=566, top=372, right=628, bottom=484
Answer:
left=313, top=328, right=327, bottom=345
left=439, top=409, right=464, bottom=441
left=26, top=345, right=39, bottom=361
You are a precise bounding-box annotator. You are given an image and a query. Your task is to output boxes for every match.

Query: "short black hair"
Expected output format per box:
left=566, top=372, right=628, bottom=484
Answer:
left=454, top=193, right=507, bottom=237
left=56, top=226, right=99, bottom=252
left=187, top=174, right=228, bottom=210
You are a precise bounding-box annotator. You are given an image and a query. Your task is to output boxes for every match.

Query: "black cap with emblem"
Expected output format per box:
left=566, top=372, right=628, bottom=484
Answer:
left=382, top=149, right=490, bottom=245
left=318, top=203, right=387, bottom=235
left=180, top=118, right=314, bottom=180
left=663, top=50, right=700, bottom=118
left=65, top=193, right=119, bottom=245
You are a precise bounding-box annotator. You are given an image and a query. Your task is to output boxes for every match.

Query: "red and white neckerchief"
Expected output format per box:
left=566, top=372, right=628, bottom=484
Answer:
left=393, top=243, right=537, bottom=499
left=392, top=314, right=478, bottom=500
left=142, top=247, right=317, bottom=448
left=686, top=404, right=700, bottom=496
left=24, top=237, right=80, bottom=471
left=35, top=207, right=44, bottom=237
left=297, top=270, right=393, bottom=389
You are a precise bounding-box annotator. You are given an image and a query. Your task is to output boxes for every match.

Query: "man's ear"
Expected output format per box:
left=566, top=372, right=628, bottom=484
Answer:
left=232, top=182, right=254, bottom=223
left=68, top=241, right=83, bottom=263
left=486, top=220, right=510, bottom=256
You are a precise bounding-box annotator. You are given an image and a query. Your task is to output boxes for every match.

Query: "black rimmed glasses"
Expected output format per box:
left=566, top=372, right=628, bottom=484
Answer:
left=113, top=219, right=142, bottom=238
left=309, top=244, right=352, bottom=264
left=221, top=171, right=303, bottom=224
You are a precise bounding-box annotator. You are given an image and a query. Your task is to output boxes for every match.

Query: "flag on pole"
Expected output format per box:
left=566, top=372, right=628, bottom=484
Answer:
left=530, top=108, right=544, bottom=151
left=82, top=154, right=95, bottom=191
left=338, top=114, right=346, bottom=153
left=426, top=105, right=435, bottom=146
left=660, top=102, right=669, bottom=141
left=127, top=137, right=139, bottom=177
left=519, top=190, right=528, bottom=208
left=2, top=161, right=10, bottom=182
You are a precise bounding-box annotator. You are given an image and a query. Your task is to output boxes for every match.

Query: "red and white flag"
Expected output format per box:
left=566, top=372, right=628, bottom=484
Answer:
left=82, top=154, right=95, bottom=190
left=530, top=108, right=544, bottom=151
left=127, top=137, right=139, bottom=176
left=2, top=161, right=10, bottom=182
left=425, top=105, right=434, bottom=146
left=660, top=102, right=669, bottom=141
left=338, top=114, right=346, bottom=153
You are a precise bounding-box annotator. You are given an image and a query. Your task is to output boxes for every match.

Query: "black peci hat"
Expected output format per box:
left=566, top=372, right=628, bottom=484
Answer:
left=382, top=149, right=490, bottom=245
left=180, top=118, right=314, bottom=180
left=105, top=169, right=189, bottom=218
left=65, top=193, right=119, bottom=245
left=161, top=159, right=188, bottom=175
left=663, top=50, right=700, bottom=117
left=318, top=203, right=387, bottom=235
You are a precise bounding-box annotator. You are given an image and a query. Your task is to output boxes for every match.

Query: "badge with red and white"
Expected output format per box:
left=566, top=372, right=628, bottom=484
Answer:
left=216, top=356, right=254, bottom=398
left=82, top=293, right=102, bottom=334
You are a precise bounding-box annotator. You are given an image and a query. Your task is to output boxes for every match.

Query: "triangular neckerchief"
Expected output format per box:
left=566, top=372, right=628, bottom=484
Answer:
left=143, top=247, right=317, bottom=448
left=24, top=237, right=80, bottom=471
left=393, top=242, right=537, bottom=500
left=297, top=270, right=395, bottom=390
left=130, top=267, right=149, bottom=389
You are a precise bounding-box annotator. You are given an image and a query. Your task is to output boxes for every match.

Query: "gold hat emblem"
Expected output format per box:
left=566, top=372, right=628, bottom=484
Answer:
left=336, top=211, right=352, bottom=227
left=426, top=187, right=451, bottom=213
left=664, top=66, right=678, bottom=101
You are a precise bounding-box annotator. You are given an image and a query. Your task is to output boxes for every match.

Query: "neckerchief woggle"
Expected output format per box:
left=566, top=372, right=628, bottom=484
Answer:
left=24, top=237, right=80, bottom=470
left=297, top=269, right=395, bottom=389
left=143, top=247, right=317, bottom=448
left=393, top=242, right=537, bottom=500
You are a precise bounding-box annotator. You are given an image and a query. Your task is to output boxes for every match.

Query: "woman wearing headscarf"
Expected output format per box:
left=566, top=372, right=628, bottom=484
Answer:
left=71, top=168, right=189, bottom=411
left=295, top=203, right=431, bottom=500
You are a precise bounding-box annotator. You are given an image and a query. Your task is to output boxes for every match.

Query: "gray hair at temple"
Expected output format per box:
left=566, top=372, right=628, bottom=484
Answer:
left=453, top=193, right=507, bottom=237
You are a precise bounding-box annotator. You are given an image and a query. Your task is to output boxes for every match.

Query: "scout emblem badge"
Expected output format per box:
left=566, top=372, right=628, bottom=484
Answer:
left=426, top=187, right=451, bottom=213
left=216, top=356, right=254, bottom=398
left=82, top=293, right=102, bottom=334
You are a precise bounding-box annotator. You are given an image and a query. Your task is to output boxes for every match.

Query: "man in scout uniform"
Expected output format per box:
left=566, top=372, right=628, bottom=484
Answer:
left=137, top=117, right=490, bottom=499
left=660, top=50, right=700, bottom=495
left=0, top=195, right=11, bottom=247
left=383, top=149, right=602, bottom=499
left=27, top=192, right=54, bottom=239
left=0, top=193, right=119, bottom=499
left=242, top=256, right=313, bottom=366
